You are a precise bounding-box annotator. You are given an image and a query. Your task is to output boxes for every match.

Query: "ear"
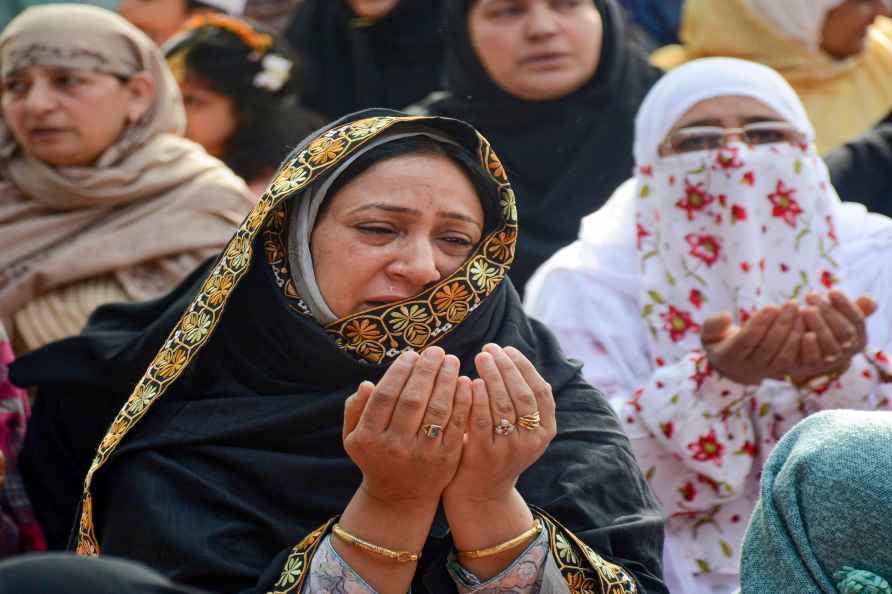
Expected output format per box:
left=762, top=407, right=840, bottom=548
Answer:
left=123, top=71, right=156, bottom=124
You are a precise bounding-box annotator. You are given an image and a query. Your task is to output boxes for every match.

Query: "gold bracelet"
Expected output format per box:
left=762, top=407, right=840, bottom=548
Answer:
left=457, top=518, right=543, bottom=560
left=331, top=523, right=421, bottom=563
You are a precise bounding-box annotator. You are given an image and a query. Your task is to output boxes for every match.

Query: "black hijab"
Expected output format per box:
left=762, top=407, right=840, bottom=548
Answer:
left=285, top=0, right=446, bottom=120
left=14, top=111, right=666, bottom=593
left=421, top=0, right=661, bottom=294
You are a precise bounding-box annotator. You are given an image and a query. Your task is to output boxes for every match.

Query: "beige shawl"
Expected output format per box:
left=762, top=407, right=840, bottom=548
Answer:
left=0, top=5, right=254, bottom=348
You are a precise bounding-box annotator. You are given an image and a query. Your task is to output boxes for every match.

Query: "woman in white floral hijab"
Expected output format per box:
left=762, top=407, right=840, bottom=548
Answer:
left=526, top=57, right=892, bottom=594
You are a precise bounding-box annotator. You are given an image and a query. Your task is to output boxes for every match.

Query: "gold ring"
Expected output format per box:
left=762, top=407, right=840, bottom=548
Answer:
left=422, top=424, right=443, bottom=438
left=517, top=411, right=541, bottom=430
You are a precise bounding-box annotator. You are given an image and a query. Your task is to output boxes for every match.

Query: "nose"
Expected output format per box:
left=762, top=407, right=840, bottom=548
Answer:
left=389, top=237, right=441, bottom=288
left=24, top=80, right=57, bottom=116
left=526, top=3, right=559, bottom=38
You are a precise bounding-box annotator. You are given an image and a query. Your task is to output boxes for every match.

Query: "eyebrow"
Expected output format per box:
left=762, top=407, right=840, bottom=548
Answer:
left=679, top=115, right=785, bottom=128
left=349, top=202, right=483, bottom=228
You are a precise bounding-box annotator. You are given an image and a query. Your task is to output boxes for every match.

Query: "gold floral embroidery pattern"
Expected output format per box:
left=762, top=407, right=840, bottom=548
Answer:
left=263, top=130, right=519, bottom=365
left=267, top=518, right=334, bottom=594
left=534, top=507, right=640, bottom=594
left=74, top=116, right=518, bottom=558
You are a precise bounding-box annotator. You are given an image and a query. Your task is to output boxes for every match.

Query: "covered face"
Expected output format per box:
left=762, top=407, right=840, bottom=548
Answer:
left=626, top=58, right=841, bottom=360
left=0, top=4, right=185, bottom=168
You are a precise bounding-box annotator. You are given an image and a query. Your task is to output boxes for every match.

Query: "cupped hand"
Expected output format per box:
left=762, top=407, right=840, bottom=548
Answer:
left=786, top=291, right=876, bottom=383
left=443, top=344, right=556, bottom=505
left=702, top=302, right=802, bottom=385
left=343, top=347, right=472, bottom=508
left=702, top=291, right=877, bottom=386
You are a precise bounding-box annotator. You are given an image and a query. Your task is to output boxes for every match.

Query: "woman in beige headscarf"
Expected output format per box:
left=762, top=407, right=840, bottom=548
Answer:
left=653, top=0, right=892, bottom=155
left=0, top=4, right=255, bottom=354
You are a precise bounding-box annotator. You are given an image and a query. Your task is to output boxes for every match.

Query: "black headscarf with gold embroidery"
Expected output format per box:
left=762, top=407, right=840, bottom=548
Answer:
left=418, top=0, right=661, bottom=294
left=13, top=111, right=666, bottom=593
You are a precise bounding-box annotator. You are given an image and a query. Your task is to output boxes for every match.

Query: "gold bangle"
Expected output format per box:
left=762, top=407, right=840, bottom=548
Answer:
left=457, top=518, right=543, bottom=560
left=331, top=523, right=421, bottom=563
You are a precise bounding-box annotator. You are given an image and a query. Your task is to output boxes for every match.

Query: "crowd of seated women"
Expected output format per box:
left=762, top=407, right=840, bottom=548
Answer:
left=3, top=1, right=892, bottom=593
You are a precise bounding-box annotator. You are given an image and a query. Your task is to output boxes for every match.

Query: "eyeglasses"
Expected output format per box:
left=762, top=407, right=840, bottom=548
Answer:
left=661, top=121, right=806, bottom=155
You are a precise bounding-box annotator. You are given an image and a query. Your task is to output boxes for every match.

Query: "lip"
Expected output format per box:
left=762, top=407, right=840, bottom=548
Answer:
left=28, top=127, right=67, bottom=141
left=520, top=52, right=571, bottom=67
left=362, top=296, right=411, bottom=309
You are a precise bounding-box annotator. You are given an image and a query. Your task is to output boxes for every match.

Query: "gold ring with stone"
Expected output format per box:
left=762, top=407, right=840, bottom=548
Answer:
left=494, top=418, right=515, bottom=436
left=422, top=424, right=443, bottom=438
left=517, top=411, right=541, bottom=430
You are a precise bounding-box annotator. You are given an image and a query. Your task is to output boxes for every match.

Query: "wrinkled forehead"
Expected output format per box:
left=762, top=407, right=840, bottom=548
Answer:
left=1, top=36, right=138, bottom=79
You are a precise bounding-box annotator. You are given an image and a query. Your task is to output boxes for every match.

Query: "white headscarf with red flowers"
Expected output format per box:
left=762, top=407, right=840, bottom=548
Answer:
left=620, top=58, right=839, bottom=362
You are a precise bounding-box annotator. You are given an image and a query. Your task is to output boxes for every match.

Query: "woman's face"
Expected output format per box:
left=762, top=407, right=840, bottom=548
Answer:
left=179, top=76, right=239, bottom=159
left=119, top=0, right=190, bottom=45
left=469, top=0, right=602, bottom=101
left=659, top=95, right=791, bottom=157
left=347, top=0, right=400, bottom=20
left=1, top=65, right=153, bottom=167
left=311, top=152, right=485, bottom=319
left=821, top=0, right=886, bottom=59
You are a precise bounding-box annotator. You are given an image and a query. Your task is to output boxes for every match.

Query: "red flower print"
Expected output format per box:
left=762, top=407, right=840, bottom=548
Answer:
left=639, top=164, right=653, bottom=177
left=676, top=179, right=714, bottom=221
left=740, top=308, right=753, bottom=324
left=716, top=146, right=743, bottom=170
left=660, top=421, right=674, bottom=439
left=661, top=305, right=701, bottom=343
left=679, top=482, right=697, bottom=502
left=691, top=354, right=713, bottom=389
left=768, top=180, right=803, bottom=227
left=669, top=175, right=676, bottom=186
left=731, top=204, right=747, bottom=223
left=636, top=223, right=651, bottom=250
left=740, top=261, right=751, bottom=273
left=689, top=288, right=705, bottom=310
left=863, top=370, right=873, bottom=380
left=655, top=357, right=665, bottom=367
left=718, top=194, right=728, bottom=207
left=826, top=215, right=838, bottom=244
left=780, top=263, right=790, bottom=273
left=742, top=171, right=755, bottom=186
left=688, top=430, right=724, bottom=465
left=685, top=233, right=721, bottom=266
left=628, top=388, right=644, bottom=412
left=821, top=270, right=836, bottom=289
left=731, top=514, right=741, bottom=523
left=758, top=258, right=765, bottom=271
left=877, top=351, right=889, bottom=364
left=736, top=441, right=758, bottom=457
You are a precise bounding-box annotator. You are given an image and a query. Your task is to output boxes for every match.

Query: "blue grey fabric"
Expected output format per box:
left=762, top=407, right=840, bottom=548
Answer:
left=740, top=410, right=892, bottom=593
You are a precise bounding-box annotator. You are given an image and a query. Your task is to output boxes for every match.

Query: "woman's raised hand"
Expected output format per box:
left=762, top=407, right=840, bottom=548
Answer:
left=442, top=344, right=556, bottom=504
left=701, top=290, right=877, bottom=386
left=342, top=347, right=472, bottom=507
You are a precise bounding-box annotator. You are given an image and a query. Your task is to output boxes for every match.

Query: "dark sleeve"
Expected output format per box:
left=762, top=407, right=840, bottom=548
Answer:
left=517, top=373, right=668, bottom=594
left=826, top=123, right=892, bottom=216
